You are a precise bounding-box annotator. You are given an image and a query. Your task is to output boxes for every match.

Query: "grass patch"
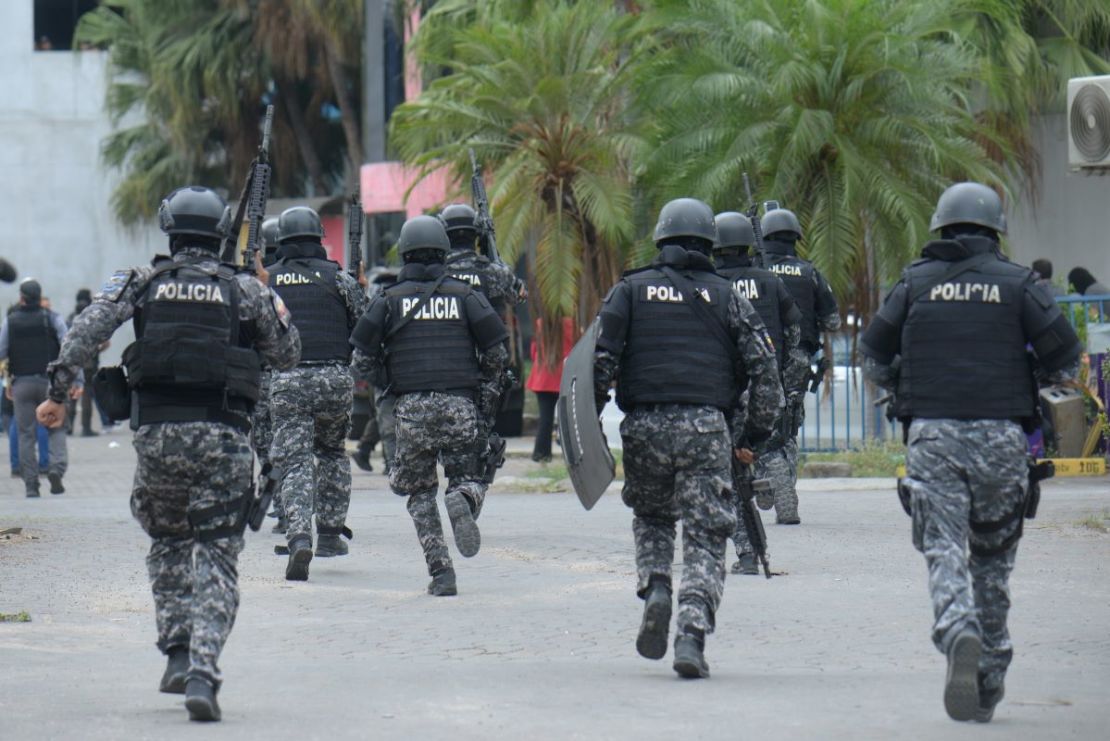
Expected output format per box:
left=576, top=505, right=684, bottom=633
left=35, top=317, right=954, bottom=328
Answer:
left=1075, top=510, right=1110, bottom=533
left=0, top=611, right=31, bottom=623
left=801, top=440, right=906, bottom=478
left=525, top=461, right=569, bottom=481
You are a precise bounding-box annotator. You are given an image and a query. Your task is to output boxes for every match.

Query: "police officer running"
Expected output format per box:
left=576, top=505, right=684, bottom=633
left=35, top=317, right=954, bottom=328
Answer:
left=713, top=212, right=805, bottom=574
left=0, top=278, right=75, bottom=496
left=860, top=182, right=1080, bottom=723
left=36, top=186, right=300, bottom=721
left=267, top=206, right=368, bottom=580
left=760, top=208, right=840, bottom=524
left=253, top=217, right=285, bottom=532
left=351, top=215, right=508, bottom=596
left=593, top=198, right=783, bottom=678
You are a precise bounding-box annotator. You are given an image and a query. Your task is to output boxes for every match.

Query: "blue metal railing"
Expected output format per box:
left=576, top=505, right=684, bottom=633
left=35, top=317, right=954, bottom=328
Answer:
left=797, top=294, right=1110, bottom=452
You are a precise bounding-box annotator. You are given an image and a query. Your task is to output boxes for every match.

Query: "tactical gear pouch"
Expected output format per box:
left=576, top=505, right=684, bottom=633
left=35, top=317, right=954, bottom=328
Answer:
left=92, top=366, right=131, bottom=421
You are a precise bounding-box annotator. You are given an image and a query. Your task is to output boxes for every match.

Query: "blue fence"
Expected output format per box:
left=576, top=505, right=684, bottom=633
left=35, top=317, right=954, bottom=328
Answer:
left=798, top=294, right=1110, bottom=452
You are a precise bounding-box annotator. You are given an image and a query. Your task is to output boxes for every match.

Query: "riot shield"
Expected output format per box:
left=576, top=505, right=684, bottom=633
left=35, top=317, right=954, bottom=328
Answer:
left=558, top=319, right=616, bottom=510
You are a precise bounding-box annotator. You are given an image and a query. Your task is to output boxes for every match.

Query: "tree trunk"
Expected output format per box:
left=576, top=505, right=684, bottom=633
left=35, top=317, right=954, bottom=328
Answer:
left=277, top=79, right=328, bottom=195
left=325, top=44, right=363, bottom=191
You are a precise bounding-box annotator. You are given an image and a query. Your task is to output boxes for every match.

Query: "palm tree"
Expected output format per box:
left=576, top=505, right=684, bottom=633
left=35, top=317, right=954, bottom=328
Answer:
left=642, top=0, right=1009, bottom=325
left=389, top=0, right=648, bottom=358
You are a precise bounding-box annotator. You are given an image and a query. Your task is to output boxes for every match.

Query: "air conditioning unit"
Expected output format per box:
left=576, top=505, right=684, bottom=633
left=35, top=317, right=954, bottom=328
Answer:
left=1068, top=76, right=1110, bottom=170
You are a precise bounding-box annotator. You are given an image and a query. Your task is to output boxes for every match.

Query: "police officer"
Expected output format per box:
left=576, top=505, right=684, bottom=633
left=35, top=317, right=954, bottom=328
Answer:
left=267, top=206, right=368, bottom=580
left=760, top=207, right=840, bottom=524
left=36, top=186, right=300, bottom=721
left=351, top=216, right=508, bottom=596
left=0, top=278, right=74, bottom=497
left=253, top=217, right=285, bottom=532
left=860, top=182, right=1080, bottom=723
left=713, top=212, right=805, bottom=574
left=440, top=203, right=526, bottom=488
left=593, top=198, right=783, bottom=678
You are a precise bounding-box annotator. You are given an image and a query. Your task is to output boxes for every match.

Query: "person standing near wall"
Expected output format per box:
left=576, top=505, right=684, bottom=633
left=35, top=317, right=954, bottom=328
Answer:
left=0, top=279, right=76, bottom=496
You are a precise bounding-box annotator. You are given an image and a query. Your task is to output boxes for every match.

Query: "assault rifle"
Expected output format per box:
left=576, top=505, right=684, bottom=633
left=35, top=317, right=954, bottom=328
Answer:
left=347, top=185, right=364, bottom=279
left=742, top=172, right=768, bottom=269
left=221, top=105, right=274, bottom=273
left=733, top=459, right=772, bottom=578
left=468, top=148, right=502, bottom=264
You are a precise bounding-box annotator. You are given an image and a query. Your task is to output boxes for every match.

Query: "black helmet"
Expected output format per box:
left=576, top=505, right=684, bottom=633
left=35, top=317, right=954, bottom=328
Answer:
left=279, top=206, right=325, bottom=242
left=929, top=182, right=1006, bottom=234
left=19, top=278, right=42, bottom=303
left=158, top=186, right=231, bottom=239
left=397, top=215, right=450, bottom=257
left=714, top=212, right=755, bottom=250
left=652, top=198, right=718, bottom=244
left=440, top=203, right=478, bottom=233
left=761, top=208, right=802, bottom=240
left=261, top=217, right=280, bottom=250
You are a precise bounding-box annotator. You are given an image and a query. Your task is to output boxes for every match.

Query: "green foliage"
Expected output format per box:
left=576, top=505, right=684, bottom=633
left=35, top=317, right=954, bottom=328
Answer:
left=0, top=611, right=32, bottom=623
left=389, top=0, right=648, bottom=356
left=802, top=440, right=906, bottom=478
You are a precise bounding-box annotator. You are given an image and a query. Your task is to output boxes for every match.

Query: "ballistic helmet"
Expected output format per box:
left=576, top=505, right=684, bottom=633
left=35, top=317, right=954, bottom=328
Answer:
left=278, top=206, right=325, bottom=243
left=714, top=212, right=756, bottom=251
left=652, top=198, right=718, bottom=245
left=158, top=187, right=232, bottom=240
left=929, top=182, right=1007, bottom=235
left=397, top=215, right=450, bottom=257
left=760, top=208, right=802, bottom=240
left=440, top=203, right=478, bottom=233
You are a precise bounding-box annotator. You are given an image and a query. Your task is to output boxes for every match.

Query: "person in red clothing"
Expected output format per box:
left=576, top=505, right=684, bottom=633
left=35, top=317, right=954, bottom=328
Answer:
left=526, top=317, right=576, bottom=462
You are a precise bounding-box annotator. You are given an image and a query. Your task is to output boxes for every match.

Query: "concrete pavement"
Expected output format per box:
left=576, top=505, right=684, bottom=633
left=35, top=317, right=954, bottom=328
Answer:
left=1, top=432, right=1108, bottom=740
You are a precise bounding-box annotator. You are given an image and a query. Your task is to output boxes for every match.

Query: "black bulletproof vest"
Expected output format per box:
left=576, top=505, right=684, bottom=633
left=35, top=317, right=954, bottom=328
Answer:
left=445, top=251, right=505, bottom=314
left=765, top=247, right=819, bottom=351
left=384, top=279, right=480, bottom=394
left=269, top=258, right=351, bottom=363
left=897, top=256, right=1035, bottom=421
left=617, top=268, right=738, bottom=411
left=717, top=263, right=786, bottom=365
left=127, top=259, right=260, bottom=416
left=7, top=306, right=59, bottom=376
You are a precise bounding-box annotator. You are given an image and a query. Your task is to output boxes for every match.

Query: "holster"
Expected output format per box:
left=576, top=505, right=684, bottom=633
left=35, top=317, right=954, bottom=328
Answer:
left=1025, top=459, right=1054, bottom=520
left=480, top=434, right=507, bottom=485
left=896, top=477, right=912, bottom=516
left=247, top=462, right=281, bottom=532
left=92, top=366, right=131, bottom=422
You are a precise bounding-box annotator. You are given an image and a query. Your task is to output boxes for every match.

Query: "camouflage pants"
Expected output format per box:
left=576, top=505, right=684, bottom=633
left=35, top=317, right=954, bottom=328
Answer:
left=390, top=392, right=483, bottom=575
left=250, top=371, right=273, bottom=470
left=774, top=429, right=801, bottom=521
left=620, top=405, right=735, bottom=635
left=271, top=364, right=353, bottom=542
left=130, top=422, right=252, bottom=688
left=904, top=418, right=1027, bottom=694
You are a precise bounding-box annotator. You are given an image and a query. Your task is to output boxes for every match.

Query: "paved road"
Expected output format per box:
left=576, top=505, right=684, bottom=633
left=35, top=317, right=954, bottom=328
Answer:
left=1, top=434, right=1108, bottom=740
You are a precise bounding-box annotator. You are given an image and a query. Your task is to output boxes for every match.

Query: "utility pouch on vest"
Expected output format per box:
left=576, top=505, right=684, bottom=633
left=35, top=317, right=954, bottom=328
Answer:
left=92, top=366, right=131, bottom=421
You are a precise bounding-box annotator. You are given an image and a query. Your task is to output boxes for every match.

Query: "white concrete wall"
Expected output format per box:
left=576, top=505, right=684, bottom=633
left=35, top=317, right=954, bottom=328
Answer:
left=1008, top=113, right=1110, bottom=288
left=0, top=2, right=162, bottom=364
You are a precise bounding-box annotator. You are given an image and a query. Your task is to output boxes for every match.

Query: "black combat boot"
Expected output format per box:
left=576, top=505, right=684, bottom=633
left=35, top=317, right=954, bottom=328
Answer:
left=427, top=567, right=457, bottom=596
left=636, top=576, right=672, bottom=660
left=47, top=473, right=65, bottom=495
left=184, top=676, right=221, bottom=722
left=159, top=646, right=189, bottom=694
left=445, top=490, right=481, bottom=558
left=350, top=447, right=373, bottom=472
left=730, top=553, right=759, bottom=576
left=673, top=627, right=710, bottom=679
left=943, top=629, right=981, bottom=721
left=284, top=534, right=313, bottom=581
left=974, top=677, right=1004, bottom=723
left=316, top=525, right=351, bottom=557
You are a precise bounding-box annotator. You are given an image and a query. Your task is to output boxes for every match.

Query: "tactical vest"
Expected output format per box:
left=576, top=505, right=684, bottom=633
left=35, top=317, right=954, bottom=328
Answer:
left=717, top=265, right=785, bottom=365
left=384, top=279, right=480, bottom=395
left=617, top=269, right=739, bottom=411
left=126, top=259, right=261, bottom=430
left=897, top=257, right=1035, bottom=421
left=268, top=258, right=351, bottom=363
left=766, top=254, right=819, bottom=351
left=446, top=251, right=505, bottom=314
left=7, top=306, right=59, bottom=376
